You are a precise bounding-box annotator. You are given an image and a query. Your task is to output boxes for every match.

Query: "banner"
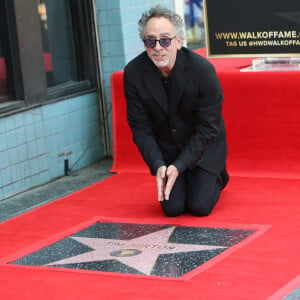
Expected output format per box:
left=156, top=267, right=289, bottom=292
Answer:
left=203, top=0, right=300, bottom=57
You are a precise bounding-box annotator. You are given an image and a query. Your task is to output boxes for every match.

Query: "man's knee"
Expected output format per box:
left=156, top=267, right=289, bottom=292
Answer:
left=160, top=201, right=186, bottom=217
left=188, top=189, right=221, bottom=216
left=188, top=203, right=214, bottom=217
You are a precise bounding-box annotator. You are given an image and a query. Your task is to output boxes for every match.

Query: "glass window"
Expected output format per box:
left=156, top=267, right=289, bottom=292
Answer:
left=1, top=0, right=98, bottom=113
left=38, top=0, right=77, bottom=88
left=0, top=7, right=9, bottom=103
left=0, top=45, right=9, bottom=103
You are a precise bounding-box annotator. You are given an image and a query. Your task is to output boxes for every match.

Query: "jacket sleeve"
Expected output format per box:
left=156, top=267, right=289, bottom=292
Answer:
left=123, top=69, right=166, bottom=175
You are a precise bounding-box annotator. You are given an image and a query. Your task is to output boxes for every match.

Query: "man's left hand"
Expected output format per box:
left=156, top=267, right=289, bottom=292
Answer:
left=164, top=165, right=179, bottom=200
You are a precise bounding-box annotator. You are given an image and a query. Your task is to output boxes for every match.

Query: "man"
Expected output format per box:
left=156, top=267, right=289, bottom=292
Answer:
left=124, top=5, right=228, bottom=217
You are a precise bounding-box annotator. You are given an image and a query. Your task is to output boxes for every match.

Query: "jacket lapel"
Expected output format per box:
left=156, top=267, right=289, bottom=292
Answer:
left=142, top=49, right=189, bottom=113
left=143, top=58, right=169, bottom=113
left=169, top=50, right=189, bottom=110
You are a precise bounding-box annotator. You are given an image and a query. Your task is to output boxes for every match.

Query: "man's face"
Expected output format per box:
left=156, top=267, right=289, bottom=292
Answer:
left=144, top=17, right=181, bottom=76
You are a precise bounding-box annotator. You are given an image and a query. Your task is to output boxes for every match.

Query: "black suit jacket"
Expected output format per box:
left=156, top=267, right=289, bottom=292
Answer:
left=124, top=47, right=227, bottom=175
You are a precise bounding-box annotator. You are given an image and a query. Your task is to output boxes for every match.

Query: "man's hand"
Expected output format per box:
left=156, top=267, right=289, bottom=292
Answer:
left=156, top=166, right=167, bottom=202
left=156, top=165, right=179, bottom=201
left=164, top=165, right=179, bottom=200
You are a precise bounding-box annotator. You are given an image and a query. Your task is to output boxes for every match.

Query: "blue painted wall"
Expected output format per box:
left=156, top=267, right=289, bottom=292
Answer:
left=0, top=93, right=102, bottom=200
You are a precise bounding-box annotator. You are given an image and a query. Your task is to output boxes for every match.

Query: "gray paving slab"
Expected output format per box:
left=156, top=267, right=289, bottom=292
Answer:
left=0, top=159, right=113, bottom=222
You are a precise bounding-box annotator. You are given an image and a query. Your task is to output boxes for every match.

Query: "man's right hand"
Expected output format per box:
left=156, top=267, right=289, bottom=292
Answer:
left=156, top=166, right=167, bottom=202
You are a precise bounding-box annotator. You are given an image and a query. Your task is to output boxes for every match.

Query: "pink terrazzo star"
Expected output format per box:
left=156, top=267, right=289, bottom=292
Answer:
left=47, top=226, right=226, bottom=275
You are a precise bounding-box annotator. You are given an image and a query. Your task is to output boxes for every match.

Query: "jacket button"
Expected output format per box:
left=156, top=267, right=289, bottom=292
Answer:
left=172, top=129, right=177, bottom=133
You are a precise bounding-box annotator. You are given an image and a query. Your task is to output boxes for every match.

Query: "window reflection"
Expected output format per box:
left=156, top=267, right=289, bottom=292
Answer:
left=0, top=6, right=9, bottom=103
left=0, top=49, right=8, bottom=103
left=0, top=47, right=9, bottom=103
left=38, top=0, right=77, bottom=88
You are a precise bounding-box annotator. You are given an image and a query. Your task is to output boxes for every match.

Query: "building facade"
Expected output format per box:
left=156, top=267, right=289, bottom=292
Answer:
left=0, top=0, right=174, bottom=200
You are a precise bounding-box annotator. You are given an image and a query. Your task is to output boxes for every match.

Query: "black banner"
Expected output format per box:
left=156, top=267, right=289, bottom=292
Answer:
left=203, top=0, right=300, bottom=57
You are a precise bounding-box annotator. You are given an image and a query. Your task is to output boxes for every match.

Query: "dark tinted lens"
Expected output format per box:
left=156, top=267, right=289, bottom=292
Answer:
left=144, top=39, right=156, bottom=48
left=159, top=38, right=171, bottom=47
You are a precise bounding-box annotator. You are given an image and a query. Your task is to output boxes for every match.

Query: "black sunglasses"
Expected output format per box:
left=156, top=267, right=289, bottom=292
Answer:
left=143, top=36, right=176, bottom=48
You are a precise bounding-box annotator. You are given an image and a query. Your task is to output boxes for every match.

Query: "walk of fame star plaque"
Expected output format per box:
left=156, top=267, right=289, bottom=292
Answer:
left=8, top=221, right=265, bottom=279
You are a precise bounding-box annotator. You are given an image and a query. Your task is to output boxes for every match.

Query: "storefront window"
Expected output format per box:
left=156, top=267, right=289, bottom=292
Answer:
left=0, top=0, right=98, bottom=112
left=0, top=46, right=9, bottom=103
left=38, top=0, right=77, bottom=88
left=0, top=6, right=9, bottom=103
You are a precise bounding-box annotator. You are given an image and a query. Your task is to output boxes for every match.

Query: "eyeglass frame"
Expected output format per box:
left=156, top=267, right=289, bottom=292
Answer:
left=143, top=36, right=177, bottom=48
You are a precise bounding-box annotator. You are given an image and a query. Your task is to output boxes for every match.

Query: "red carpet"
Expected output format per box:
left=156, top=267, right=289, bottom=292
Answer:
left=0, top=49, right=300, bottom=299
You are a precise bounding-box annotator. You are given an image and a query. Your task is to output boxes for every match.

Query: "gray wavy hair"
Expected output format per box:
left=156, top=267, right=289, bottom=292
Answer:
left=138, top=5, right=185, bottom=43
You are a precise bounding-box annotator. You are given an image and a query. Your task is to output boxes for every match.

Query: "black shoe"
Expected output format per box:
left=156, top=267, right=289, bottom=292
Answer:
left=220, top=169, right=229, bottom=190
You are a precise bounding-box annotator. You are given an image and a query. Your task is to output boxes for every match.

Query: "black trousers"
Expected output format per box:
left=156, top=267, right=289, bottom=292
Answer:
left=160, top=167, right=225, bottom=217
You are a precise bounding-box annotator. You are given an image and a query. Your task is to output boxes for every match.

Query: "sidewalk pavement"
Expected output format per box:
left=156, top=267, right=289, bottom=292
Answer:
left=0, top=159, right=113, bottom=223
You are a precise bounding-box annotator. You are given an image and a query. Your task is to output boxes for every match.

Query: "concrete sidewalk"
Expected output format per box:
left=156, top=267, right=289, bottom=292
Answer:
left=0, top=159, right=113, bottom=222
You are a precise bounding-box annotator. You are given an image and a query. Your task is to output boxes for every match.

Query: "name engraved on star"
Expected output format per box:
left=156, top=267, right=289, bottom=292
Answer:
left=106, top=241, right=176, bottom=251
